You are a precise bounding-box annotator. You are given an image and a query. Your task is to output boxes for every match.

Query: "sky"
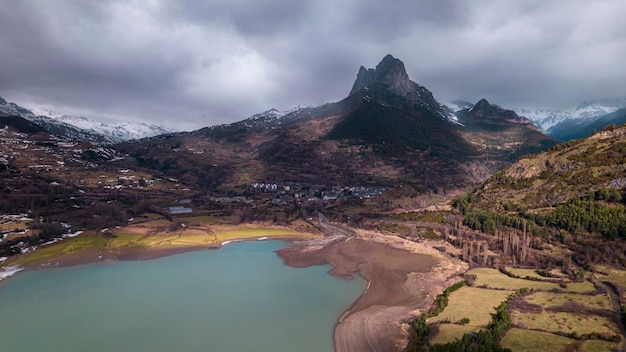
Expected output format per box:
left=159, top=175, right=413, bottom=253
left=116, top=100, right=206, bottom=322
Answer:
left=1, top=0, right=625, bottom=131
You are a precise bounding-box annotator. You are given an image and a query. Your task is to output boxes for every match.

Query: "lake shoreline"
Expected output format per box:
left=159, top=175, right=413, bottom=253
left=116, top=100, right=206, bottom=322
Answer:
left=276, top=229, right=468, bottom=352
left=1, top=221, right=467, bottom=352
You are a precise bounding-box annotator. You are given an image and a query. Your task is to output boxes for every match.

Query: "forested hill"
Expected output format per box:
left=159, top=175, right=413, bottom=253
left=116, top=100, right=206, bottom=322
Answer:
left=454, top=124, right=626, bottom=267
left=469, top=124, right=626, bottom=211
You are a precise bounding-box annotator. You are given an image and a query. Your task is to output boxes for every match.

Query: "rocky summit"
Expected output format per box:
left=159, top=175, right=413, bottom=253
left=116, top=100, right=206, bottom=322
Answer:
left=350, top=54, right=414, bottom=96
left=349, top=54, right=447, bottom=119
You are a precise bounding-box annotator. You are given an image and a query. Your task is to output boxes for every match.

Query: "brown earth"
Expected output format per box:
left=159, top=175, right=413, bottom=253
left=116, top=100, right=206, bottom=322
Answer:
left=277, top=230, right=468, bottom=352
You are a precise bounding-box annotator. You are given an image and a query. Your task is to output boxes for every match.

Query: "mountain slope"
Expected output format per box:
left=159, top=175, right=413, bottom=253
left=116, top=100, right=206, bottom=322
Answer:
left=0, top=97, right=36, bottom=117
left=0, top=98, right=173, bottom=144
left=118, top=55, right=557, bottom=193
left=30, top=108, right=174, bottom=143
left=471, top=125, right=626, bottom=210
left=454, top=99, right=558, bottom=162
left=27, top=114, right=115, bottom=144
left=560, top=108, right=626, bottom=141
left=0, top=115, right=47, bottom=134
left=457, top=99, right=540, bottom=130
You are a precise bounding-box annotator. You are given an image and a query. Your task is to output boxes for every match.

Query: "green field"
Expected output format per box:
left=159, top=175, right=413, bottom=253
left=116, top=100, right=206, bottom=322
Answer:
left=430, top=324, right=476, bottom=345
left=178, top=215, right=233, bottom=225
left=431, top=286, right=514, bottom=327
left=526, top=291, right=611, bottom=311
left=469, top=268, right=596, bottom=293
left=214, top=227, right=302, bottom=239
left=510, top=310, right=619, bottom=338
left=506, top=267, right=547, bottom=280
left=502, top=328, right=620, bottom=352
left=427, top=268, right=623, bottom=351
left=501, top=328, right=574, bottom=352
left=580, top=339, right=623, bottom=352
left=3, top=226, right=311, bottom=268
left=505, top=267, right=567, bottom=281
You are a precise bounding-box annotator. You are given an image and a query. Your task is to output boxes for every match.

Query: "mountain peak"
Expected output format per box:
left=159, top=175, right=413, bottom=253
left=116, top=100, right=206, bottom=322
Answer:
left=471, top=99, right=497, bottom=115
left=475, top=98, right=491, bottom=107
left=349, top=54, right=412, bottom=96
left=348, top=55, right=449, bottom=119
left=459, top=99, right=541, bottom=131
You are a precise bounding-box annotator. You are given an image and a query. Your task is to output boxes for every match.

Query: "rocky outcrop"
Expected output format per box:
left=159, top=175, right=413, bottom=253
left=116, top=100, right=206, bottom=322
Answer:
left=350, top=54, right=414, bottom=96
left=349, top=54, right=447, bottom=118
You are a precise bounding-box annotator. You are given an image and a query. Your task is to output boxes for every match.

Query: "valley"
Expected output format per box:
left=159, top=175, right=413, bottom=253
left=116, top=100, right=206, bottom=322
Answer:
left=1, top=55, right=626, bottom=352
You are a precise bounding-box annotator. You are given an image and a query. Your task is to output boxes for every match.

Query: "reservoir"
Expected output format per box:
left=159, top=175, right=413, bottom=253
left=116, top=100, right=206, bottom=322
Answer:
left=0, top=240, right=366, bottom=352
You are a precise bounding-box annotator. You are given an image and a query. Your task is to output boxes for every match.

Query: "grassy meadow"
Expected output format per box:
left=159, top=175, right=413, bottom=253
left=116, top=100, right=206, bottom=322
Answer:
left=428, top=267, right=622, bottom=352
left=3, top=215, right=315, bottom=268
left=501, top=328, right=618, bottom=352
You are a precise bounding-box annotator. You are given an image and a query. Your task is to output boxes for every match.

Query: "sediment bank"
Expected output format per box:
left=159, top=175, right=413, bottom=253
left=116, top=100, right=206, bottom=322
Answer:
left=277, top=230, right=467, bottom=352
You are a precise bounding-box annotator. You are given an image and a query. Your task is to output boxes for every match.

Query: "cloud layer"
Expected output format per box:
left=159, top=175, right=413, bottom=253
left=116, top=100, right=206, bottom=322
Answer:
left=1, top=0, right=625, bottom=130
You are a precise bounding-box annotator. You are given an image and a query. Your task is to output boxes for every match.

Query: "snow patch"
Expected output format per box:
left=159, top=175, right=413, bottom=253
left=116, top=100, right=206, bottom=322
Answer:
left=65, top=230, right=83, bottom=238
left=0, top=265, right=22, bottom=282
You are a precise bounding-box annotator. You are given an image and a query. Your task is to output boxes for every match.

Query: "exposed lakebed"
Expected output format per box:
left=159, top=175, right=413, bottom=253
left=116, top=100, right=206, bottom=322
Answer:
left=0, top=240, right=366, bottom=352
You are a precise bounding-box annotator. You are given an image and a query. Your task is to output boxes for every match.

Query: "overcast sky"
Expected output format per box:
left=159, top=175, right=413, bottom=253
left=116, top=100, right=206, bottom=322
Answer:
left=1, top=0, right=625, bottom=131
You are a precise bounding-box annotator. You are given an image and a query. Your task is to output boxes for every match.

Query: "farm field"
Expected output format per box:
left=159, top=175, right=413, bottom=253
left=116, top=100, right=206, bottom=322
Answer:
left=501, top=328, right=618, bottom=352
left=427, top=267, right=623, bottom=352
left=430, top=286, right=513, bottom=344
left=469, top=267, right=596, bottom=293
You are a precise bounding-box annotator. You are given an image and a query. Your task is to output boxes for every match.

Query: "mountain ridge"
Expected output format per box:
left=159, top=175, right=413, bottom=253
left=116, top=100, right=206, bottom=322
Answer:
left=0, top=98, right=174, bottom=144
left=118, top=55, right=558, bottom=192
left=515, top=97, right=626, bottom=139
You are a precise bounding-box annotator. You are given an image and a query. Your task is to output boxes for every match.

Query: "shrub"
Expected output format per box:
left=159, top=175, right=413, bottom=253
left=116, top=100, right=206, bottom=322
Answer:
left=458, top=317, right=470, bottom=325
left=465, top=274, right=477, bottom=286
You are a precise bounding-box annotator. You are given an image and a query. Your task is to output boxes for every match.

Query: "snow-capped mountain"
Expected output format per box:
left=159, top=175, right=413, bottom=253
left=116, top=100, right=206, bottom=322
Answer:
left=30, top=107, right=173, bottom=143
left=200, top=106, right=315, bottom=135
left=0, top=98, right=106, bottom=142
left=571, top=97, right=626, bottom=118
left=515, top=108, right=571, bottom=132
left=240, top=107, right=306, bottom=129
left=1, top=98, right=174, bottom=144
left=516, top=97, right=626, bottom=139
left=0, top=97, right=37, bottom=118
left=26, top=114, right=114, bottom=144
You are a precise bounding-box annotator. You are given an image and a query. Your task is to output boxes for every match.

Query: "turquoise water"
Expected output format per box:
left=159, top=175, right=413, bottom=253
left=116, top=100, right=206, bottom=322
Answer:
left=0, top=240, right=366, bottom=352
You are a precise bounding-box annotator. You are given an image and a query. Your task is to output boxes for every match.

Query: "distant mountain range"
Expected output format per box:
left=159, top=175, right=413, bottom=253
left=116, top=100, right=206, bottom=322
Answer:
left=515, top=97, right=626, bottom=140
left=3, top=81, right=624, bottom=148
left=444, top=97, right=626, bottom=141
left=0, top=97, right=174, bottom=144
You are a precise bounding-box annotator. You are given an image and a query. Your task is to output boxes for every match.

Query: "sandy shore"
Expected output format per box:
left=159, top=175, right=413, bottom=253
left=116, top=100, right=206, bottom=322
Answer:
left=277, top=229, right=468, bottom=352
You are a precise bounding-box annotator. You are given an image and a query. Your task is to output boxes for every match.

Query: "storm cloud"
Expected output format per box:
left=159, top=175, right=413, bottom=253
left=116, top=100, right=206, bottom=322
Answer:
left=1, top=0, right=625, bottom=130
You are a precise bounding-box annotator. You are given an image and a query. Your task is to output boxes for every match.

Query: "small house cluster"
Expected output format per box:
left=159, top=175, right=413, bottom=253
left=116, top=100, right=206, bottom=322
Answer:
left=248, top=182, right=386, bottom=205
